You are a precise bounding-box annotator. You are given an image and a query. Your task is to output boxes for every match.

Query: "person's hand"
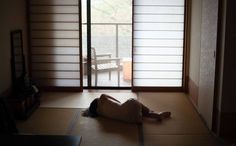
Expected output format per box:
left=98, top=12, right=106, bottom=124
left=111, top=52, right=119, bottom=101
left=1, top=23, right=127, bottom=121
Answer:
left=82, top=109, right=90, bottom=117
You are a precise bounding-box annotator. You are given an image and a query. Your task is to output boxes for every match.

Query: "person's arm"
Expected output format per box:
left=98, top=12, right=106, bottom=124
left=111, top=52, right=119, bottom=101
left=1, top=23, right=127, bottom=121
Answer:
left=100, top=94, right=121, bottom=103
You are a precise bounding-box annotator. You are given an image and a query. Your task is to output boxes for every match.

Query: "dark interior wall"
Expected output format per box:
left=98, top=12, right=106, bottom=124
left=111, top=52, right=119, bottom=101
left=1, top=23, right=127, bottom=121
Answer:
left=0, top=0, right=28, bottom=93
left=217, top=0, right=236, bottom=138
left=221, top=0, right=236, bottom=113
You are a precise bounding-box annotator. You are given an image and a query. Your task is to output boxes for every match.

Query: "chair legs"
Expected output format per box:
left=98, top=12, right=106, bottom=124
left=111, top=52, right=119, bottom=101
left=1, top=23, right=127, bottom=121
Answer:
left=109, top=70, right=111, bottom=80
left=94, top=69, right=120, bottom=86
left=118, top=68, right=120, bottom=87
left=95, top=70, right=98, bottom=86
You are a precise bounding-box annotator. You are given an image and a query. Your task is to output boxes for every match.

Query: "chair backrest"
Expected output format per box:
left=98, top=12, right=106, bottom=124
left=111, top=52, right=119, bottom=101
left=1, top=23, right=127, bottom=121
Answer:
left=91, top=47, right=96, bottom=60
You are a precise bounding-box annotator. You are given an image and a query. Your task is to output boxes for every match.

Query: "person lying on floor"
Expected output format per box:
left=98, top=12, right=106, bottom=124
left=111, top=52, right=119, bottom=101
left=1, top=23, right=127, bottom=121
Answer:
left=82, top=94, right=171, bottom=123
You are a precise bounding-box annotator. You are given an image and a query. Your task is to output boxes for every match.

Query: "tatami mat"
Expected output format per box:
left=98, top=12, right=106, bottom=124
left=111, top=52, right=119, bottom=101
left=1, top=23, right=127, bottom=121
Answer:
left=17, top=91, right=223, bottom=146
left=17, top=108, right=140, bottom=146
left=144, top=134, right=223, bottom=146
left=71, top=112, right=140, bottom=146
left=138, top=92, right=209, bottom=135
left=136, top=92, right=223, bottom=146
left=16, top=108, right=78, bottom=135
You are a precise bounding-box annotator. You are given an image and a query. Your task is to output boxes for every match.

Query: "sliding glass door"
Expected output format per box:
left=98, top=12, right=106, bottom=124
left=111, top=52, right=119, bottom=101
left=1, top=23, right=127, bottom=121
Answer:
left=27, top=0, right=188, bottom=91
left=84, top=0, right=132, bottom=88
left=132, top=0, right=187, bottom=91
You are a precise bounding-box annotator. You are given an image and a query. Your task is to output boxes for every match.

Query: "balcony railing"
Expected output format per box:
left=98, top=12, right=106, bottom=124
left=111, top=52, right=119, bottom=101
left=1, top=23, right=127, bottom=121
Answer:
left=82, top=23, right=132, bottom=87
left=82, top=23, right=132, bottom=58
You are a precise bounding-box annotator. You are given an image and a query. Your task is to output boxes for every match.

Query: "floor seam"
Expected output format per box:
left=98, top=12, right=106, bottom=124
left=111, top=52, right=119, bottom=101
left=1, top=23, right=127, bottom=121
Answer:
left=66, top=108, right=82, bottom=135
left=143, top=133, right=211, bottom=136
left=138, top=123, right=144, bottom=146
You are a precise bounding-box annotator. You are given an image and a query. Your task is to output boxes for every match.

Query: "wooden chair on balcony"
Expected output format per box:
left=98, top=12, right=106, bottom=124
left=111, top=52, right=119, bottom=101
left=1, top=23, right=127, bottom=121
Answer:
left=91, top=47, right=121, bottom=86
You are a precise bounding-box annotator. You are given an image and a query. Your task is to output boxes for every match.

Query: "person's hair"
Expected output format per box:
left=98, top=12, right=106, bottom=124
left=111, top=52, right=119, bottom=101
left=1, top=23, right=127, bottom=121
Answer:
left=89, top=98, right=99, bottom=117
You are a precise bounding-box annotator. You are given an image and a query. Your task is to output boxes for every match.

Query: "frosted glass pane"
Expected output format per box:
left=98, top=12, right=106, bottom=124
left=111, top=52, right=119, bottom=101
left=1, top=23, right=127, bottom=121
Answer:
left=31, top=14, right=79, bottom=22
left=133, top=79, right=182, bottom=87
left=134, top=39, right=183, bottom=47
left=32, top=31, right=79, bottom=38
left=30, top=0, right=78, bottom=5
left=134, top=15, right=184, bottom=23
left=33, top=71, right=80, bottom=78
left=133, top=0, right=185, bottom=87
left=133, top=63, right=182, bottom=71
left=29, top=0, right=81, bottom=88
left=32, top=23, right=79, bottom=30
left=134, top=0, right=184, bottom=6
left=37, top=79, right=80, bottom=87
left=133, top=56, right=183, bottom=63
left=32, top=39, right=79, bottom=46
left=32, top=63, right=80, bottom=70
left=134, top=6, right=184, bottom=14
left=31, top=6, right=78, bottom=13
left=134, top=71, right=182, bottom=79
left=32, top=55, right=79, bottom=63
left=32, top=47, right=79, bottom=54
left=134, top=47, right=183, bottom=55
left=134, top=23, right=184, bottom=31
left=134, top=31, right=183, bottom=39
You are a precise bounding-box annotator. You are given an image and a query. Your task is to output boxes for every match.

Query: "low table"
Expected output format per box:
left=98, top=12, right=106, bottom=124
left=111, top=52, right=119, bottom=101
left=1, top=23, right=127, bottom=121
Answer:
left=1, top=134, right=82, bottom=146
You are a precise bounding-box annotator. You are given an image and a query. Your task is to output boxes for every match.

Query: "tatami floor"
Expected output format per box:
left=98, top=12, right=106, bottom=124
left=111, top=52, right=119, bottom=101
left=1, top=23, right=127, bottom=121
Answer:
left=17, top=90, right=224, bottom=146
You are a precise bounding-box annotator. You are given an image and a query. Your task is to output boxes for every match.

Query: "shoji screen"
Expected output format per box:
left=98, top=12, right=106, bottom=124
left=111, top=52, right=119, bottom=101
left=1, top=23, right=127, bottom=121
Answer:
left=133, top=0, right=185, bottom=88
left=28, top=0, right=82, bottom=88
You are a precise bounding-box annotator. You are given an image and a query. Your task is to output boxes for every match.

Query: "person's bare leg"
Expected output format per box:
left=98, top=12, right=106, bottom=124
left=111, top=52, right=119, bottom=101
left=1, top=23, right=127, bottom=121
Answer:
left=141, top=103, right=171, bottom=121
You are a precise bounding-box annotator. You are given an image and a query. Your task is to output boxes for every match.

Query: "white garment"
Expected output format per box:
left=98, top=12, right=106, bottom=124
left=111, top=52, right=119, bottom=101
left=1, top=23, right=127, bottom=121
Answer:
left=97, top=96, right=142, bottom=123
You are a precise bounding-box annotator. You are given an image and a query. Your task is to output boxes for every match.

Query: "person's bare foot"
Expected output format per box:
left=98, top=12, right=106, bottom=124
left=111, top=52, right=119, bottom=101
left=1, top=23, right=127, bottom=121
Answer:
left=158, top=112, right=171, bottom=120
left=148, top=111, right=171, bottom=121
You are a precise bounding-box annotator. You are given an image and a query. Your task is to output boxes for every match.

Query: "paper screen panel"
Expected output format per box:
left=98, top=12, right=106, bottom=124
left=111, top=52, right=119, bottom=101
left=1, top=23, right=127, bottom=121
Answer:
left=30, top=6, right=78, bottom=13
left=32, top=63, right=80, bottom=71
left=33, top=71, right=80, bottom=78
left=31, top=47, right=79, bottom=55
left=31, top=31, right=79, bottom=38
left=30, top=0, right=78, bottom=5
left=133, top=0, right=184, bottom=87
left=30, top=14, right=79, bottom=22
left=29, top=0, right=82, bottom=87
left=31, top=23, right=79, bottom=30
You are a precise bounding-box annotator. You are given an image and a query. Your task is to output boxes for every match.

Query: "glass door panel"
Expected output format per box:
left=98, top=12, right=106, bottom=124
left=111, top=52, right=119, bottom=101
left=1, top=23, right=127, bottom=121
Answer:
left=84, top=0, right=132, bottom=87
